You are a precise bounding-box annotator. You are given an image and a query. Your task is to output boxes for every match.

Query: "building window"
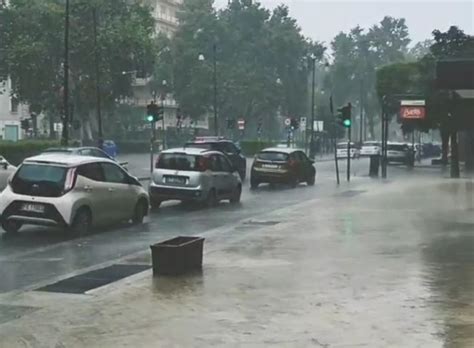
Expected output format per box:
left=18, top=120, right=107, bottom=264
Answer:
left=10, top=96, right=19, bottom=113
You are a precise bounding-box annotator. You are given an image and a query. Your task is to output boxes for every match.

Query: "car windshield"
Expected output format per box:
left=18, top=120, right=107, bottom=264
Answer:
left=257, top=152, right=289, bottom=161
left=156, top=153, right=203, bottom=171
left=363, top=142, right=379, bottom=147
left=185, top=143, right=212, bottom=150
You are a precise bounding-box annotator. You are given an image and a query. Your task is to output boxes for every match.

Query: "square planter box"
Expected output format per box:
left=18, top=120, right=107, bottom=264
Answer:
left=150, top=236, right=205, bottom=276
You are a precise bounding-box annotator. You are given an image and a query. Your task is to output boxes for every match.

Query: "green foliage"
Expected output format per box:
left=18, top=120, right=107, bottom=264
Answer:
left=0, top=140, right=60, bottom=165
left=0, top=0, right=156, bottom=138
left=170, top=0, right=325, bottom=138
left=329, top=16, right=411, bottom=137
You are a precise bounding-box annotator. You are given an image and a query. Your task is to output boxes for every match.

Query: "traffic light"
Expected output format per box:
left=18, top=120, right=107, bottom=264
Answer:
left=146, top=102, right=164, bottom=122
left=337, top=103, right=352, bottom=128
left=290, top=118, right=299, bottom=130
left=257, top=119, right=263, bottom=134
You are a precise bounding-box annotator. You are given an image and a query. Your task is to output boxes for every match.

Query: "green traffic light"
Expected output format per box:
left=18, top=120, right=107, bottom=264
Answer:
left=343, top=119, right=351, bottom=127
left=146, top=115, right=154, bottom=122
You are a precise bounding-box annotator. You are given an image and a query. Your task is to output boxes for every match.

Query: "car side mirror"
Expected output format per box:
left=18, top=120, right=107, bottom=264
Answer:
left=127, top=175, right=141, bottom=186
left=1, top=163, right=7, bottom=170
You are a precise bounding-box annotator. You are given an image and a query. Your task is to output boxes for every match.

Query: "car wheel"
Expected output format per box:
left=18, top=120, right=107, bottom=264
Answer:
left=132, top=200, right=148, bottom=224
left=230, top=185, right=242, bottom=204
left=206, top=189, right=218, bottom=208
left=250, top=177, right=259, bottom=190
left=70, top=208, right=92, bottom=236
left=1, top=220, right=22, bottom=235
left=307, top=172, right=316, bottom=186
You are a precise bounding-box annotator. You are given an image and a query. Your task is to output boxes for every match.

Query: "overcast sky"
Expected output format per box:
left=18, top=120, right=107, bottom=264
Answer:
left=214, top=0, right=474, bottom=47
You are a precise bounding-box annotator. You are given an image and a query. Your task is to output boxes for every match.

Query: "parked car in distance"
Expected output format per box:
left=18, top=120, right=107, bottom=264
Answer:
left=250, top=148, right=316, bottom=189
left=0, top=156, right=16, bottom=192
left=387, top=143, right=410, bottom=163
left=42, top=146, right=128, bottom=170
left=336, top=142, right=360, bottom=159
left=0, top=154, right=148, bottom=235
left=360, top=141, right=381, bottom=156
left=185, top=137, right=247, bottom=180
left=149, top=147, right=242, bottom=208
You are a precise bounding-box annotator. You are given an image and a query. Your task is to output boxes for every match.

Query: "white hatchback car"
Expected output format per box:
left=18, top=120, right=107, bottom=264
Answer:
left=0, top=156, right=16, bottom=192
left=336, top=142, right=360, bottom=159
left=0, top=154, right=149, bottom=235
left=360, top=141, right=381, bottom=156
left=149, top=148, right=242, bottom=208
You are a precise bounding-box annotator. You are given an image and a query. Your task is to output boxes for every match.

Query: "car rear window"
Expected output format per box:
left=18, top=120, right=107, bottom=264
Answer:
left=185, top=143, right=213, bottom=150
left=156, top=153, right=204, bottom=171
left=257, top=152, right=289, bottom=161
left=388, top=144, right=408, bottom=151
left=11, top=164, right=68, bottom=197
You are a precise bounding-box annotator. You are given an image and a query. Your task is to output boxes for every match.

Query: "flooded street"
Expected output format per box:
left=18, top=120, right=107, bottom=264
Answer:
left=0, top=165, right=473, bottom=347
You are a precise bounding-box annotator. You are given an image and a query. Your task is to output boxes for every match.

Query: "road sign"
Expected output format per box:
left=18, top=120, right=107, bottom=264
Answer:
left=313, top=121, right=324, bottom=132
left=300, top=117, right=307, bottom=129
left=238, top=119, right=245, bottom=130
left=284, top=118, right=291, bottom=126
left=400, top=100, right=426, bottom=120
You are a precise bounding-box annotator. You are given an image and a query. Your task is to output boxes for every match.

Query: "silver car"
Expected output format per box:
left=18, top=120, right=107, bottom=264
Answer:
left=0, top=156, right=16, bottom=192
left=0, top=154, right=149, bottom=235
left=149, top=148, right=242, bottom=208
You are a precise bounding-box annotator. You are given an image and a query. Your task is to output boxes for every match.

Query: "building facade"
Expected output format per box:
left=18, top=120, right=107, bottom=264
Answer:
left=0, top=79, right=28, bottom=141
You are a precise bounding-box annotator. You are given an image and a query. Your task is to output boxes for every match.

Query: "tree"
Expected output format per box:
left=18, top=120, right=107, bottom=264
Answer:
left=170, top=0, right=325, bottom=139
left=329, top=17, right=411, bottom=140
left=0, top=0, right=156, bottom=140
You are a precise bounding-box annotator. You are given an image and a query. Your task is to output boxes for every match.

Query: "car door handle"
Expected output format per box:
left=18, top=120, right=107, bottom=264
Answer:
left=84, top=185, right=92, bottom=192
left=108, top=188, right=115, bottom=192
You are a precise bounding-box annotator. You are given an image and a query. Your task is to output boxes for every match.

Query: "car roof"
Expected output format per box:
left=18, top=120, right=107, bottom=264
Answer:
left=45, top=146, right=103, bottom=152
left=259, top=147, right=302, bottom=154
left=23, top=154, right=115, bottom=167
left=160, top=147, right=220, bottom=156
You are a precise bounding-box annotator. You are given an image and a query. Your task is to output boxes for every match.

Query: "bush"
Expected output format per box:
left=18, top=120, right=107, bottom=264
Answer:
left=0, top=140, right=59, bottom=165
left=239, top=140, right=276, bottom=156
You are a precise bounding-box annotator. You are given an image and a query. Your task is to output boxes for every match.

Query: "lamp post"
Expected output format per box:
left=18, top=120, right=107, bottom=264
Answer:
left=62, top=0, right=70, bottom=146
left=309, top=53, right=317, bottom=159
left=198, top=44, right=218, bottom=136
left=161, top=79, right=167, bottom=149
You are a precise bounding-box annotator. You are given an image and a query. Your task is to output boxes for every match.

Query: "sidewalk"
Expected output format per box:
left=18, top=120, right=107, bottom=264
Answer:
left=1, top=176, right=473, bottom=347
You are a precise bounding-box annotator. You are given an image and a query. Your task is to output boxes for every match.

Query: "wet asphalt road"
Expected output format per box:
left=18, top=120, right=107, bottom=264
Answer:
left=0, top=157, right=370, bottom=294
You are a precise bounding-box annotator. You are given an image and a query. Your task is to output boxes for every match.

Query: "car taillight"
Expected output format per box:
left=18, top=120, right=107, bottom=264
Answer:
left=64, top=168, right=77, bottom=193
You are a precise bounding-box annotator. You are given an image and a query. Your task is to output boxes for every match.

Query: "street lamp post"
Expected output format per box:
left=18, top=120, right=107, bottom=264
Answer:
left=198, top=44, right=218, bottom=136
left=161, top=79, right=167, bottom=149
left=92, top=7, right=103, bottom=149
left=62, top=0, right=70, bottom=146
left=309, top=54, right=317, bottom=159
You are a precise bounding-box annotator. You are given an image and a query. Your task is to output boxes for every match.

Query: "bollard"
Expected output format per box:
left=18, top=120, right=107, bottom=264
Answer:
left=369, top=155, right=380, bottom=177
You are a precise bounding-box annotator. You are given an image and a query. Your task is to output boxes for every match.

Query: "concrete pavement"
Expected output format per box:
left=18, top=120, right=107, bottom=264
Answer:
left=0, top=172, right=472, bottom=347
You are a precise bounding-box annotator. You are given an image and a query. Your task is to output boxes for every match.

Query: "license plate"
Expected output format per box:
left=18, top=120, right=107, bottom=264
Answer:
left=165, top=176, right=186, bottom=185
left=21, top=203, right=45, bottom=213
left=262, top=164, right=279, bottom=169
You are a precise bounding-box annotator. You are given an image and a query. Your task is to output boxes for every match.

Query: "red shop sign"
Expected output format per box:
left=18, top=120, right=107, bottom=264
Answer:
left=400, top=106, right=425, bottom=120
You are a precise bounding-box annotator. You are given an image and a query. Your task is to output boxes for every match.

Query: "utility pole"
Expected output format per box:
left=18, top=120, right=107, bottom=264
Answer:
left=359, top=78, right=364, bottom=143
left=330, top=95, right=340, bottom=185
left=347, top=109, right=352, bottom=182
left=62, top=0, right=70, bottom=146
left=93, top=8, right=103, bottom=149
left=213, top=43, right=218, bottom=136
left=310, top=54, right=316, bottom=159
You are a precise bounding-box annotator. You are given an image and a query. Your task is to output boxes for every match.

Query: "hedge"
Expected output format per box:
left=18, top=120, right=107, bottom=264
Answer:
left=0, top=140, right=60, bottom=165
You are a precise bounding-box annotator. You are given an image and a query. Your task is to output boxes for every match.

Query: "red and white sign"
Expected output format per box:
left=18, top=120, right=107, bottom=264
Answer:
left=284, top=118, right=291, bottom=126
left=238, top=119, right=245, bottom=130
left=400, top=106, right=426, bottom=120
